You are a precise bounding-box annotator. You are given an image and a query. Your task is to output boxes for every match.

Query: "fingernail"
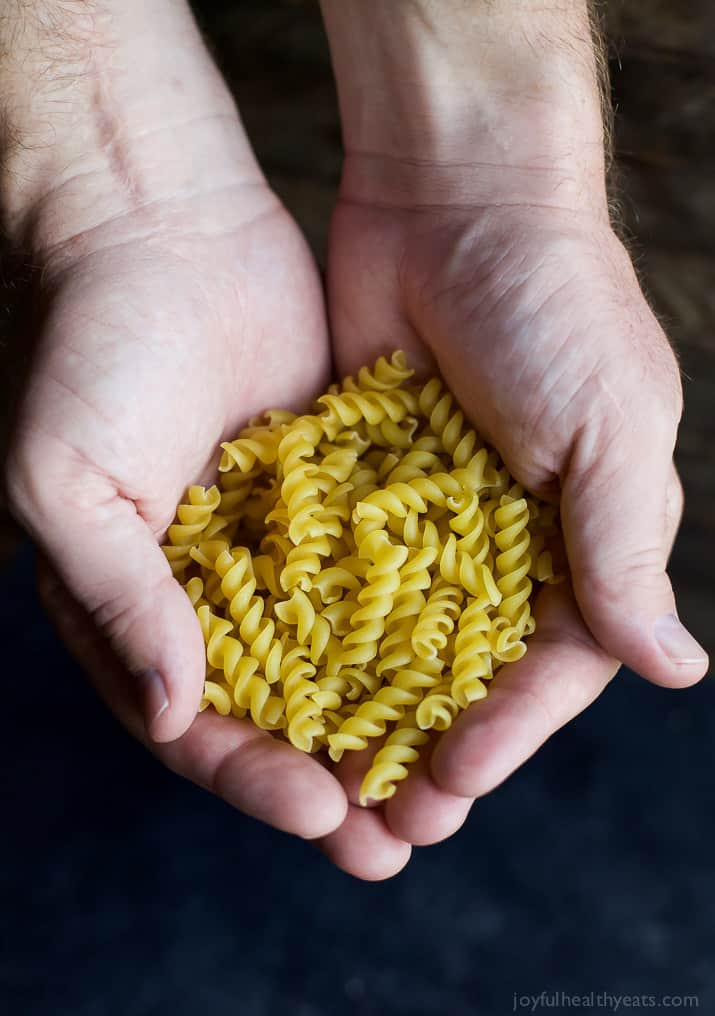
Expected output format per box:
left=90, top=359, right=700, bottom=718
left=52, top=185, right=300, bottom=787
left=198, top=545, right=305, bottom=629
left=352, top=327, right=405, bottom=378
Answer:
left=654, top=614, right=708, bottom=665
left=137, top=668, right=169, bottom=735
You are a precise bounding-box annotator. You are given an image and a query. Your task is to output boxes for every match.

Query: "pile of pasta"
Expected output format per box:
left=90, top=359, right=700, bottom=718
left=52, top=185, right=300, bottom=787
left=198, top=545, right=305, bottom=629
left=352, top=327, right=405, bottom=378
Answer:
left=162, top=352, right=559, bottom=804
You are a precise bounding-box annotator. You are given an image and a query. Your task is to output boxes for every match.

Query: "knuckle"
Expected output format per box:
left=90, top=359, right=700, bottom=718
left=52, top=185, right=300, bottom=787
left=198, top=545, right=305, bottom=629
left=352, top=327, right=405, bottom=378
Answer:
left=509, top=681, right=560, bottom=735
left=7, top=430, right=116, bottom=528
left=90, top=573, right=170, bottom=641
left=581, top=544, right=667, bottom=605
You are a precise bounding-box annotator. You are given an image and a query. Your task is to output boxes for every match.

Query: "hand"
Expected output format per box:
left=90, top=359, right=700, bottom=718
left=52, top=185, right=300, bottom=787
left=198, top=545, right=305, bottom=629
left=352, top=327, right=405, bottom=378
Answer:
left=318, top=0, right=709, bottom=878
left=320, top=162, right=709, bottom=875
left=4, top=2, right=347, bottom=843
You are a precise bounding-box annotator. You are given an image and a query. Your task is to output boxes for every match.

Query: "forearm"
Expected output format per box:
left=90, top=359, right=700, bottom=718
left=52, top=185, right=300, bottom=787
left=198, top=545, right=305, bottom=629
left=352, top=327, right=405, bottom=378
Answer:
left=320, top=0, right=608, bottom=213
left=0, top=0, right=257, bottom=253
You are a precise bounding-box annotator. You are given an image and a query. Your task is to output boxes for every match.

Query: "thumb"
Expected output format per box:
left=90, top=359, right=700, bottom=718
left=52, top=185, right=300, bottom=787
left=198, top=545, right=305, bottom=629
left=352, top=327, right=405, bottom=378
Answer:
left=562, top=413, right=708, bottom=688
left=11, top=462, right=205, bottom=742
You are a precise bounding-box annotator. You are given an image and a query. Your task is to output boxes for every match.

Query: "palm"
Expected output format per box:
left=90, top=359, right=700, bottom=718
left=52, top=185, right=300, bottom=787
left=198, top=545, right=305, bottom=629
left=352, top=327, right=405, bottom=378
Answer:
left=27, top=191, right=329, bottom=519
left=321, top=196, right=651, bottom=864
left=20, top=184, right=361, bottom=844
left=328, top=199, right=666, bottom=469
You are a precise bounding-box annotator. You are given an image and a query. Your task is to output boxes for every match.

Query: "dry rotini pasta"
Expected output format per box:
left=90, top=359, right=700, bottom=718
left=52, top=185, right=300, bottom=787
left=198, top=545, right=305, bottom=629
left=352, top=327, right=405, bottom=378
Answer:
left=162, top=351, right=561, bottom=805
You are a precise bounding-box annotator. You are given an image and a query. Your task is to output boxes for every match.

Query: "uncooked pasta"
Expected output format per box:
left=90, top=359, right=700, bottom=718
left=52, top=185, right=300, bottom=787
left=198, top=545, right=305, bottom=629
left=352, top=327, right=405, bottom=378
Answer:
left=162, top=352, right=560, bottom=804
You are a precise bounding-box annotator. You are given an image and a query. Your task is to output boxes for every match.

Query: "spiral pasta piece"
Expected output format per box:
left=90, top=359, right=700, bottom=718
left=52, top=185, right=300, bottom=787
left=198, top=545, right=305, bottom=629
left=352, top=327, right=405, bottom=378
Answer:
left=377, top=547, right=436, bottom=675
left=488, top=614, right=528, bottom=664
left=163, top=485, right=222, bottom=576
left=439, top=533, right=501, bottom=606
left=281, top=646, right=324, bottom=753
left=199, top=680, right=233, bottom=717
left=318, top=388, right=418, bottom=434
left=418, top=378, right=474, bottom=462
left=451, top=599, right=493, bottom=709
left=494, top=496, right=533, bottom=622
left=416, top=682, right=460, bottom=732
left=196, top=604, right=284, bottom=729
left=411, top=579, right=464, bottom=660
left=343, top=350, right=414, bottom=393
left=219, top=425, right=282, bottom=474
left=340, top=530, right=410, bottom=667
left=328, top=679, right=416, bottom=760
left=359, top=711, right=430, bottom=804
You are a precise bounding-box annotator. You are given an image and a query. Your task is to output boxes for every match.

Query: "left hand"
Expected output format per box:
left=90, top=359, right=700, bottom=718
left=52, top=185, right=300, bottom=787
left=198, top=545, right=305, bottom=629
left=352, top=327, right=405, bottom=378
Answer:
left=3, top=0, right=349, bottom=847
left=316, top=156, right=707, bottom=879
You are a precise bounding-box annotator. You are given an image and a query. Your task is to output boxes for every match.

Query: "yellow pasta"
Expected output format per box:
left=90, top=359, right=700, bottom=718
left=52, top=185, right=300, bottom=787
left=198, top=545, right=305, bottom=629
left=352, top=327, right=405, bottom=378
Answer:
left=162, top=351, right=562, bottom=806
left=359, top=712, right=430, bottom=804
left=162, top=485, right=223, bottom=577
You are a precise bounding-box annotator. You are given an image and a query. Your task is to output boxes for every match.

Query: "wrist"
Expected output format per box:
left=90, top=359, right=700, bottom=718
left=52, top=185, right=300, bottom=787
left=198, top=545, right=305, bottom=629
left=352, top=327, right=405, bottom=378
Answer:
left=0, top=0, right=260, bottom=256
left=321, top=0, right=608, bottom=215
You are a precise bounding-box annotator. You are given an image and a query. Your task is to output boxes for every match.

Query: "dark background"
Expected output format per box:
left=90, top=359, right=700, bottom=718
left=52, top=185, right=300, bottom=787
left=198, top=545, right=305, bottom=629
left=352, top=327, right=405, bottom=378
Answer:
left=1, top=2, right=713, bottom=1014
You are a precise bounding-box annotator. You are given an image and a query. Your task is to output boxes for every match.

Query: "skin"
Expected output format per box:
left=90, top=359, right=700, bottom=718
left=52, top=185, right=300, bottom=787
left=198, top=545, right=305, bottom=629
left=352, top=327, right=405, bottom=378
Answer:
left=2, top=0, right=709, bottom=881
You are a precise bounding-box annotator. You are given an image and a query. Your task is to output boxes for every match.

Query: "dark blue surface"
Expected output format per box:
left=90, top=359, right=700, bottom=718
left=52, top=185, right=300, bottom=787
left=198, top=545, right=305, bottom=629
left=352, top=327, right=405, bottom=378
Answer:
left=1, top=544, right=713, bottom=1016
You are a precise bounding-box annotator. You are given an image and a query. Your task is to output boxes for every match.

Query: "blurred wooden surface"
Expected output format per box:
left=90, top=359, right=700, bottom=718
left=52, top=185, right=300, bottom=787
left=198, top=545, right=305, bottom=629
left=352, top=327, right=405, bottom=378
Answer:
left=1, top=0, right=713, bottom=652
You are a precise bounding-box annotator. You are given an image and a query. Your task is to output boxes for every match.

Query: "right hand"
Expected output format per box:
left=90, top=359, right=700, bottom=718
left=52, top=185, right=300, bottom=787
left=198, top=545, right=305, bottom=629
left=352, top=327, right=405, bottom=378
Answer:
left=317, top=0, right=707, bottom=872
